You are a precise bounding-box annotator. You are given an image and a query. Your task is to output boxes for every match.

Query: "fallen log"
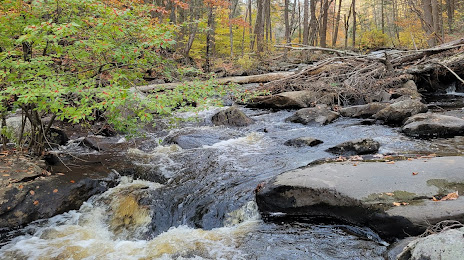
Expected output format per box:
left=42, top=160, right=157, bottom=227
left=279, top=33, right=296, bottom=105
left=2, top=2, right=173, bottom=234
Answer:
left=135, top=71, right=295, bottom=92
left=258, top=39, right=464, bottom=107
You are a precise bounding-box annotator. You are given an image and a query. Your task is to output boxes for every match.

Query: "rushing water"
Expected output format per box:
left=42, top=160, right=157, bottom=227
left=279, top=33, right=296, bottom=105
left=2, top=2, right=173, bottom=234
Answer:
left=2, top=103, right=464, bottom=259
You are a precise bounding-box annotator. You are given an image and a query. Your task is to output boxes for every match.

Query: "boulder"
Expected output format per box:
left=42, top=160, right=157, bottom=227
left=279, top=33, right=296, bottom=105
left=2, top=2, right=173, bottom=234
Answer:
left=246, top=90, right=313, bottom=109
left=0, top=155, right=117, bottom=231
left=5, top=115, right=30, bottom=141
left=374, top=99, right=428, bottom=124
left=340, top=103, right=389, bottom=118
left=162, top=128, right=241, bottom=149
left=286, top=105, right=339, bottom=125
left=284, top=137, right=323, bottom=147
left=211, top=107, right=254, bottom=127
left=402, top=113, right=464, bottom=138
left=391, top=80, right=421, bottom=100
left=255, top=156, right=464, bottom=241
left=326, top=138, right=380, bottom=155
left=397, top=228, right=464, bottom=260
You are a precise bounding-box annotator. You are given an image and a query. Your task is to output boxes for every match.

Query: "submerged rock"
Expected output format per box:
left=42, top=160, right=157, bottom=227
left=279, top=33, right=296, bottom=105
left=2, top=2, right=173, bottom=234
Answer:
left=402, top=113, right=464, bottom=138
left=286, top=105, right=339, bottom=125
left=211, top=107, right=254, bottom=127
left=340, top=103, right=389, bottom=118
left=374, top=99, right=428, bottom=124
left=284, top=137, right=323, bottom=147
left=397, top=227, right=464, bottom=260
left=255, top=156, right=464, bottom=241
left=326, top=138, right=380, bottom=155
left=246, top=90, right=313, bottom=109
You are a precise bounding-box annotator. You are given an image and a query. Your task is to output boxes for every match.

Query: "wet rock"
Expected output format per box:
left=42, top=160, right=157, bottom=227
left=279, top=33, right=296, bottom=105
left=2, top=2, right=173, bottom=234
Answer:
left=391, top=80, right=421, bottom=100
left=397, top=228, right=464, bottom=260
left=402, top=113, right=464, bottom=138
left=79, top=135, right=128, bottom=151
left=211, top=107, right=254, bottom=127
left=385, top=237, right=417, bottom=260
left=255, top=156, right=464, bottom=241
left=246, top=90, right=313, bottom=109
left=326, top=138, right=380, bottom=156
left=284, top=137, right=323, bottom=147
left=162, top=128, right=241, bottom=149
left=48, top=128, right=69, bottom=146
left=340, top=103, right=389, bottom=118
left=0, top=154, right=118, bottom=231
left=374, top=99, right=428, bottom=124
left=286, top=105, right=339, bottom=125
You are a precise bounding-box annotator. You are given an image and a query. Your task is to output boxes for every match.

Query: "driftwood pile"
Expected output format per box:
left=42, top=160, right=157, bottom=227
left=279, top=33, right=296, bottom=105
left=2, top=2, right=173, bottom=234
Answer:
left=262, top=38, right=464, bottom=106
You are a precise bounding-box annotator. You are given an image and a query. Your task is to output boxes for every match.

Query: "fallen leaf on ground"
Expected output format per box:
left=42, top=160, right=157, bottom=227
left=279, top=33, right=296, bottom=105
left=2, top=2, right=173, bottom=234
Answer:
left=393, top=202, right=402, bottom=206
left=402, top=202, right=409, bottom=205
left=432, top=196, right=439, bottom=201
left=353, top=163, right=357, bottom=166
left=350, top=155, right=363, bottom=161
left=53, top=189, right=58, bottom=193
left=29, top=190, right=35, bottom=195
left=408, top=158, right=414, bottom=161
left=33, top=200, right=39, bottom=205
left=70, top=180, right=75, bottom=183
left=2, top=174, right=10, bottom=177
left=440, top=191, right=459, bottom=201
left=412, top=172, right=419, bottom=175
left=18, top=185, right=23, bottom=190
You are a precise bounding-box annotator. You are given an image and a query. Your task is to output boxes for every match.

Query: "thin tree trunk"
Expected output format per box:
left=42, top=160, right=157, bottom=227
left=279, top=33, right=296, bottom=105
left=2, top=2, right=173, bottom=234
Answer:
left=205, top=6, right=215, bottom=72
left=320, top=0, right=330, bottom=48
left=303, top=0, right=309, bottom=45
left=381, top=0, right=385, bottom=33
left=254, top=0, right=265, bottom=54
left=352, top=0, right=356, bottom=48
left=309, top=0, right=317, bottom=46
left=332, top=0, right=342, bottom=46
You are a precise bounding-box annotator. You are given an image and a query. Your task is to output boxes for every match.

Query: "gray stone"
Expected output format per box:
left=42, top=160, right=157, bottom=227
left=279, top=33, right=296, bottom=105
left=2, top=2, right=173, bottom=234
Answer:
left=374, top=99, right=428, bottom=124
left=391, top=80, right=421, bottom=100
left=284, top=137, right=323, bottom=147
left=211, top=107, right=254, bottom=127
left=402, top=113, right=464, bottom=138
left=5, top=115, right=31, bottom=141
left=340, top=103, right=389, bottom=118
left=247, top=90, right=313, bottom=109
left=286, top=105, right=339, bottom=125
left=255, top=156, right=464, bottom=240
left=326, top=138, right=380, bottom=155
left=397, top=228, right=464, bottom=260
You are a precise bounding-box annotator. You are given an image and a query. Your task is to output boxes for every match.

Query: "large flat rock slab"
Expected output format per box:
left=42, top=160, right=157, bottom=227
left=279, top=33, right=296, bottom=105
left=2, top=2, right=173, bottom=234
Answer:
left=256, top=156, right=464, bottom=240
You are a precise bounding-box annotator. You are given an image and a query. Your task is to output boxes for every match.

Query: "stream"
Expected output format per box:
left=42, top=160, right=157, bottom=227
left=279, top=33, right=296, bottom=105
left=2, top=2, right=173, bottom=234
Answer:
left=1, top=89, right=464, bottom=259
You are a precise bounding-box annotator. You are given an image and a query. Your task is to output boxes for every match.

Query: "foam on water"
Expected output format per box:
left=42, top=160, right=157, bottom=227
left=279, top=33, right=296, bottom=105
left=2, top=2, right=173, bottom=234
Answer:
left=0, top=178, right=260, bottom=260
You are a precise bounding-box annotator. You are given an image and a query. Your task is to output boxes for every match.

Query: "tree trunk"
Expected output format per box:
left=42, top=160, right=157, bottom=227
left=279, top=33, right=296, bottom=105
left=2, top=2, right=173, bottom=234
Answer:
left=229, top=0, right=239, bottom=57
left=303, top=0, right=309, bottom=45
left=422, top=0, right=437, bottom=46
left=332, top=0, right=342, bottom=46
left=254, top=0, right=265, bottom=54
left=309, top=0, right=317, bottom=46
left=447, top=0, right=454, bottom=33
left=352, top=0, right=356, bottom=48
left=320, top=0, right=330, bottom=47
left=205, top=6, right=215, bottom=72
left=381, top=0, right=385, bottom=33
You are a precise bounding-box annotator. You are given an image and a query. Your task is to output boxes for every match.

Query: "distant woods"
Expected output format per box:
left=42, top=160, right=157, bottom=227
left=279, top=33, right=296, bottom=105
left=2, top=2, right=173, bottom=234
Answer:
left=154, top=0, right=463, bottom=67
